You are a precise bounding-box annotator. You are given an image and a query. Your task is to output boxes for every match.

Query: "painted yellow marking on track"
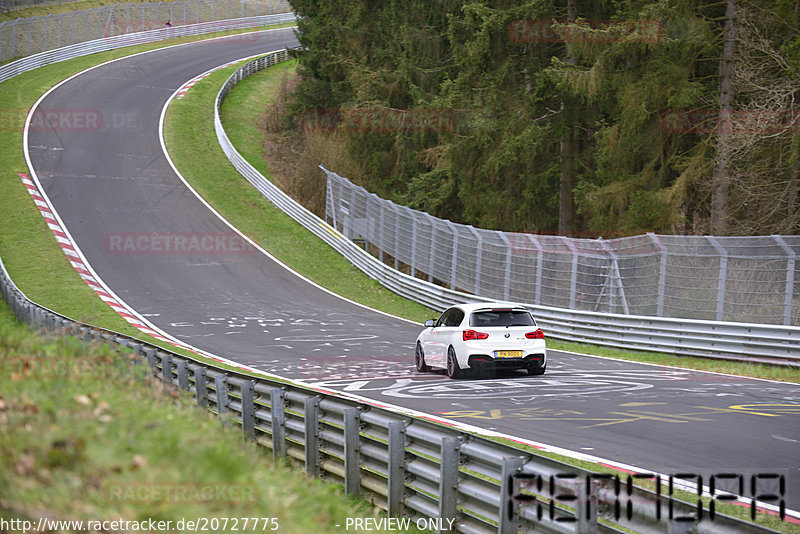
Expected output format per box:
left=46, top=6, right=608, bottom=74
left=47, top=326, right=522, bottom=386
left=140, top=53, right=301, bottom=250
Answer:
left=437, top=402, right=800, bottom=428
left=725, top=404, right=800, bottom=416
left=579, top=412, right=712, bottom=428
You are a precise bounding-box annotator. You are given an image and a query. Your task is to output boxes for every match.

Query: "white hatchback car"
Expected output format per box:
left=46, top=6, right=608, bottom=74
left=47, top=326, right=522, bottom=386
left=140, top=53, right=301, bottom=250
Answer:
left=415, top=302, right=547, bottom=379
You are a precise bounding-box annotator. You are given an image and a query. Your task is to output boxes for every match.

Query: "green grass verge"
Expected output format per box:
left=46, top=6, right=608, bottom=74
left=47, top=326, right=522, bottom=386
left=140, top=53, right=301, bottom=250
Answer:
left=0, top=299, right=416, bottom=533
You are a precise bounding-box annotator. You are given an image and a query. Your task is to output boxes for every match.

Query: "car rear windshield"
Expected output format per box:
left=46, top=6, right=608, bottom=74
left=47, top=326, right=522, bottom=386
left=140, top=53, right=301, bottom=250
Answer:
left=469, top=309, right=535, bottom=327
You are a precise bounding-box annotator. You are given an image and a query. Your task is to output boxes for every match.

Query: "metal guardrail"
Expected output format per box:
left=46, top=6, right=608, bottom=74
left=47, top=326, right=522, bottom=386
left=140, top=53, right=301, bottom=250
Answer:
left=0, top=249, right=782, bottom=533
left=0, top=11, right=295, bottom=83
left=214, top=54, right=800, bottom=367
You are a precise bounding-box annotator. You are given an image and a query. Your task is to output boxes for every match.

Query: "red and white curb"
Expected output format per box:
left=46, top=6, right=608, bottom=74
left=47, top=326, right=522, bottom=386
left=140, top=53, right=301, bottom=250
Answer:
left=175, top=54, right=261, bottom=99
left=17, top=171, right=201, bottom=353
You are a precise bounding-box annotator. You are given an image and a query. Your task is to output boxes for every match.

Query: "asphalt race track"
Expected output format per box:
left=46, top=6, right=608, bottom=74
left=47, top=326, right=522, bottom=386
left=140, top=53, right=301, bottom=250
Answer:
left=25, top=28, right=800, bottom=513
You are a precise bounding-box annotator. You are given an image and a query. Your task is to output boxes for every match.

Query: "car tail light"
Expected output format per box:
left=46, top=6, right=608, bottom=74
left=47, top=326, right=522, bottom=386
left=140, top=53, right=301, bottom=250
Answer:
left=463, top=329, right=489, bottom=341
left=525, top=329, right=545, bottom=339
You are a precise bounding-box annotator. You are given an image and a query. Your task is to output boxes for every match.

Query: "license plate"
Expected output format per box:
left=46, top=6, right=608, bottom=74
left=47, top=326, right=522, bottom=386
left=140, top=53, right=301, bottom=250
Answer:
left=495, top=350, right=522, bottom=358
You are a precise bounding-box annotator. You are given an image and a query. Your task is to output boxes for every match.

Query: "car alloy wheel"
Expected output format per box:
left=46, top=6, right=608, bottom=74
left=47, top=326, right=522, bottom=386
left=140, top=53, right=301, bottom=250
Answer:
left=415, top=342, right=430, bottom=372
left=446, top=346, right=463, bottom=379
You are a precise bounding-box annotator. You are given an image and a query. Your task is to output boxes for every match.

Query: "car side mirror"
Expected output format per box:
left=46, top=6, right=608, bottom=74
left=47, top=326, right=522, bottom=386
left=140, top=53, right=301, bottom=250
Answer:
left=424, top=319, right=435, bottom=327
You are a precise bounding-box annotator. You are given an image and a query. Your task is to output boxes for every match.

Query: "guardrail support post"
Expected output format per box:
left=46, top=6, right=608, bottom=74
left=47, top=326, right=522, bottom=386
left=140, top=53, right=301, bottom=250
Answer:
left=161, top=353, right=173, bottom=387
left=145, top=347, right=157, bottom=377
left=241, top=380, right=255, bottom=442
left=194, top=366, right=208, bottom=408
left=304, top=396, right=320, bottom=477
left=215, top=373, right=228, bottom=424
left=576, top=477, right=598, bottom=534
left=343, top=408, right=361, bottom=496
left=439, top=437, right=460, bottom=531
left=387, top=421, right=406, bottom=517
left=270, top=388, right=286, bottom=460
left=498, top=457, right=524, bottom=534
left=176, top=359, right=189, bottom=391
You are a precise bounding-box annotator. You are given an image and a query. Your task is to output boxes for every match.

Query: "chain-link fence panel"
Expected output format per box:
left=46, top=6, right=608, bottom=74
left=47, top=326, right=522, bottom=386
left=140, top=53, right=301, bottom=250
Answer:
left=0, top=0, right=291, bottom=62
left=324, top=167, right=800, bottom=326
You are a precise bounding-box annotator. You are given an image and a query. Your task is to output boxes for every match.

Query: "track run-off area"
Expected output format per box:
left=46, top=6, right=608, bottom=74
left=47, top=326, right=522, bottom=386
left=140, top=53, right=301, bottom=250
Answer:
left=20, top=28, right=800, bottom=516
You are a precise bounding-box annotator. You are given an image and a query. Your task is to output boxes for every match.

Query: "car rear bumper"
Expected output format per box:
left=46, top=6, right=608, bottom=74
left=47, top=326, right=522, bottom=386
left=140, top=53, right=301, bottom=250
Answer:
left=467, top=353, right=545, bottom=370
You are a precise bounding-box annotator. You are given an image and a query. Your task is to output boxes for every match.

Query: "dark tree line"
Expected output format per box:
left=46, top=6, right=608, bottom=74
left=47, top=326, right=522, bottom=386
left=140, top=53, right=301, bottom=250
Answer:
left=287, top=0, right=800, bottom=236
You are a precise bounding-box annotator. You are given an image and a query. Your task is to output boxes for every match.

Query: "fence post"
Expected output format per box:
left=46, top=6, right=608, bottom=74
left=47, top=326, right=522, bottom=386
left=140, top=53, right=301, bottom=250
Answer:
left=498, top=231, right=512, bottom=301
left=393, top=204, right=400, bottom=270
left=469, top=226, right=482, bottom=295
left=707, top=236, right=728, bottom=321
left=379, top=196, right=385, bottom=263
left=343, top=408, right=361, bottom=496
left=427, top=214, right=437, bottom=282
left=773, top=235, right=796, bottom=326
left=648, top=233, right=667, bottom=317
left=387, top=421, right=406, bottom=516
left=409, top=208, right=418, bottom=277
left=562, top=236, right=579, bottom=310
left=446, top=220, right=459, bottom=290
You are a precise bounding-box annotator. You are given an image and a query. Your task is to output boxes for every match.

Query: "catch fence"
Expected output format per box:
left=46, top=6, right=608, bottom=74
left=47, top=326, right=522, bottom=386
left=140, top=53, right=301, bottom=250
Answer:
left=0, top=0, right=291, bottom=61
left=323, top=169, right=800, bottom=327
